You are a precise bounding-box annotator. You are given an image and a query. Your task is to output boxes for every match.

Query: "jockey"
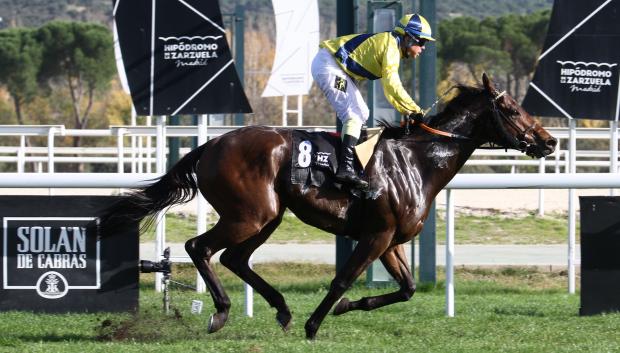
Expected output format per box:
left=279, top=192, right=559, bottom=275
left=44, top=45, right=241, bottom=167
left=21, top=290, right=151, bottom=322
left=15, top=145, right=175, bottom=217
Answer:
left=311, top=13, right=435, bottom=190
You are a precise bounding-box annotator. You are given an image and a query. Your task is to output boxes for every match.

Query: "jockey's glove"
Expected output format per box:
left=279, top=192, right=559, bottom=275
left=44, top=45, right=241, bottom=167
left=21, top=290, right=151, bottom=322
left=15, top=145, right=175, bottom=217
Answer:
left=408, top=112, right=428, bottom=124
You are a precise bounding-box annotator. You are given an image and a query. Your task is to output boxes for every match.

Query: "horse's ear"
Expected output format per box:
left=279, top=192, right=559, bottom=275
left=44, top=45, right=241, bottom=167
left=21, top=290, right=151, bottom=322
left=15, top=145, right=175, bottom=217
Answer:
left=482, top=72, right=495, bottom=94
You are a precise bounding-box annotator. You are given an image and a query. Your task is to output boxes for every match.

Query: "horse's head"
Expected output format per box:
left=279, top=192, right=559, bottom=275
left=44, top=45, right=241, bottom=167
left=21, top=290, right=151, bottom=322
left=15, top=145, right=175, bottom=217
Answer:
left=479, top=73, right=557, bottom=158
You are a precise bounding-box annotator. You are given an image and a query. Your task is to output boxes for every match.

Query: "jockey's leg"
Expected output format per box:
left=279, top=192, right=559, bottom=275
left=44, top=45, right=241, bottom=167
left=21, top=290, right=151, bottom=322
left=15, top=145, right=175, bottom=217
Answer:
left=335, top=117, right=369, bottom=190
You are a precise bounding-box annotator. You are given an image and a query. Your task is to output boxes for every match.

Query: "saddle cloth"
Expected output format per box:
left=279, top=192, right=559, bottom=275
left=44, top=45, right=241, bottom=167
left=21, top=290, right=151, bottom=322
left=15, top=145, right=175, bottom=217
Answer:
left=291, top=129, right=381, bottom=188
left=291, top=130, right=342, bottom=187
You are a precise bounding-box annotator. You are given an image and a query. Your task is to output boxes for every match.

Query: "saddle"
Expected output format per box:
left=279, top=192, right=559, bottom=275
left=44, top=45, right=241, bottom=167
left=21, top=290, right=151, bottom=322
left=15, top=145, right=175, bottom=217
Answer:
left=291, top=128, right=381, bottom=189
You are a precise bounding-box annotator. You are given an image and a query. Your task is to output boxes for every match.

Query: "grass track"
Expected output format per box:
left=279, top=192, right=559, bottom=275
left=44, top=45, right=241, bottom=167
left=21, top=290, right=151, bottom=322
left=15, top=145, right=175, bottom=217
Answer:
left=143, top=211, right=574, bottom=245
left=1, top=264, right=618, bottom=353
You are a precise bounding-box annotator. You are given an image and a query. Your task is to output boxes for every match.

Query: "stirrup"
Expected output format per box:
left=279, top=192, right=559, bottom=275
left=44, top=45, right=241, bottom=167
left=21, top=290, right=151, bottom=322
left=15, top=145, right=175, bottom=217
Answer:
left=336, top=173, right=369, bottom=190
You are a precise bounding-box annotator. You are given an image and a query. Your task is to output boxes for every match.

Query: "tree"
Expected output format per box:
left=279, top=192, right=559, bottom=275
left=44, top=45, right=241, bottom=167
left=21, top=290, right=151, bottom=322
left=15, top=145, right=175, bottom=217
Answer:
left=35, top=21, right=115, bottom=146
left=0, top=27, right=42, bottom=125
left=438, top=10, right=550, bottom=100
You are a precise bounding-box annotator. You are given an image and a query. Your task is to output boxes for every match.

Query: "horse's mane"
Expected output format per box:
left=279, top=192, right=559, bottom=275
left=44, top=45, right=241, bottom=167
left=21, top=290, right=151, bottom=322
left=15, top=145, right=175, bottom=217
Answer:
left=377, top=83, right=485, bottom=140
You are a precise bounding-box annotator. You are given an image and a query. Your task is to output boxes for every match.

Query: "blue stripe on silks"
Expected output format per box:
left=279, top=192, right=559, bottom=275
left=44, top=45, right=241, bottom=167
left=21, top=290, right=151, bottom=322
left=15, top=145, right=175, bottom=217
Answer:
left=391, top=31, right=401, bottom=46
left=334, top=33, right=380, bottom=80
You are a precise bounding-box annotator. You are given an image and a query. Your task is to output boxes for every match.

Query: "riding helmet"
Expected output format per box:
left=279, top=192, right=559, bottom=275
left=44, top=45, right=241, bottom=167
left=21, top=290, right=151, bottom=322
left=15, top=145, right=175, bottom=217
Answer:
left=393, top=13, right=436, bottom=41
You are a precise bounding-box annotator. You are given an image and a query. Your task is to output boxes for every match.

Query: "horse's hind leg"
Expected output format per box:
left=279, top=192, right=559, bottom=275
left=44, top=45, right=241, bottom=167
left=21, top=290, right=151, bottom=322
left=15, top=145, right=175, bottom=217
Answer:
left=185, top=222, right=232, bottom=333
left=332, top=244, right=415, bottom=316
left=219, top=211, right=293, bottom=331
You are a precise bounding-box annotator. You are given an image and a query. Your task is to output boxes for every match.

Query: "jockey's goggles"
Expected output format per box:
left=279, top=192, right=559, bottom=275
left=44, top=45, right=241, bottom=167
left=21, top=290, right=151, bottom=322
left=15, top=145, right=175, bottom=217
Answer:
left=412, top=37, right=428, bottom=47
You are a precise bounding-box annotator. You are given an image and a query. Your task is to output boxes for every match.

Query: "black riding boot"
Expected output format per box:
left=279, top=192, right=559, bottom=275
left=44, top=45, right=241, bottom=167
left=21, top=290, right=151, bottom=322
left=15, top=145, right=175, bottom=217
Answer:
left=335, top=134, right=369, bottom=190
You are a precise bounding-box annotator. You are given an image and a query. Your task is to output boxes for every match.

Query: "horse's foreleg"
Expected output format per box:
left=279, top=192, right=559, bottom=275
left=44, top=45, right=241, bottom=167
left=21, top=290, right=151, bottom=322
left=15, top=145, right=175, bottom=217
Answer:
left=219, top=214, right=293, bottom=331
left=184, top=223, right=230, bottom=333
left=332, top=244, right=415, bottom=315
left=304, top=233, right=392, bottom=340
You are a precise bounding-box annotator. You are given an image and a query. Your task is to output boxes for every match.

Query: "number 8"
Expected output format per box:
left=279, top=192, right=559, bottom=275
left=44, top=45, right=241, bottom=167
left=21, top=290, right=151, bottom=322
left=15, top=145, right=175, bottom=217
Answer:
left=298, top=140, right=312, bottom=167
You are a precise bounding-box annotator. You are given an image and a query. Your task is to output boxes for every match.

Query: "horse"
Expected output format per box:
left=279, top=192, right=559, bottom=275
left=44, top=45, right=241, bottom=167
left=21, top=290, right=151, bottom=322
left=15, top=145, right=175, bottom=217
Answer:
left=102, top=73, right=556, bottom=339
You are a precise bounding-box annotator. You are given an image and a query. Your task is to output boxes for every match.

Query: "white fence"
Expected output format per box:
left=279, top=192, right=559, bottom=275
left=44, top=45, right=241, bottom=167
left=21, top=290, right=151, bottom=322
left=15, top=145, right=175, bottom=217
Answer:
left=1, top=125, right=619, bottom=175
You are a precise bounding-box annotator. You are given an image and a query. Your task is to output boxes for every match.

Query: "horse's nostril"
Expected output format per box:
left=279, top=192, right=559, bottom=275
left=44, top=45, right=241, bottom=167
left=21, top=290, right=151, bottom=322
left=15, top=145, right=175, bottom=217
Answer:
left=546, top=138, right=557, bottom=148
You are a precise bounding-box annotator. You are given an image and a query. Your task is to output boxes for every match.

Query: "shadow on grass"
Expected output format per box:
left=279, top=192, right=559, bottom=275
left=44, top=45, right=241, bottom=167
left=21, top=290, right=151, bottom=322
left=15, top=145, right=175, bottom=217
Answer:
left=492, top=306, right=547, bottom=317
left=9, top=333, right=94, bottom=344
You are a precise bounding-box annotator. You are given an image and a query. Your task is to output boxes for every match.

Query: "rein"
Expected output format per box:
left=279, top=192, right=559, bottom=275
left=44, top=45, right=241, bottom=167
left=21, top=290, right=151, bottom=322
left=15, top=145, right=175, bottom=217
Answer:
left=408, top=88, right=536, bottom=153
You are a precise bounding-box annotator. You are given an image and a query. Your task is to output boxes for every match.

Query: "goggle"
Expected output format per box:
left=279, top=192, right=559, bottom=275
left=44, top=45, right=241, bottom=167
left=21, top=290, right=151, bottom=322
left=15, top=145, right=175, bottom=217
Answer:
left=413, top=37, right=428, bottom=47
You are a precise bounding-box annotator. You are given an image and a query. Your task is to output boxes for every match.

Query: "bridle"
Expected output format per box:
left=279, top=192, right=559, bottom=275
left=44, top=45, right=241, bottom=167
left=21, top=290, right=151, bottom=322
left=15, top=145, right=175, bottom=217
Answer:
left=488, top=91, right=538, bottom=153
left=407, top=87, right=538, bottom=154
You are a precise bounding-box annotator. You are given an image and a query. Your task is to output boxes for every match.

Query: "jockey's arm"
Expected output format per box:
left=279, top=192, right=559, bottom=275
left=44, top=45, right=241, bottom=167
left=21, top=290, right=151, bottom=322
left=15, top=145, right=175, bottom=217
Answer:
left=380, top=42, right=423, bottom=117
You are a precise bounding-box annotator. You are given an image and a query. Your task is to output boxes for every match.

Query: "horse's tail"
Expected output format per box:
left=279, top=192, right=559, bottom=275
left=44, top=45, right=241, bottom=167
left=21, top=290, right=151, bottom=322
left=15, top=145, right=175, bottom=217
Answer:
left=101, top=143, right=206, bottom=235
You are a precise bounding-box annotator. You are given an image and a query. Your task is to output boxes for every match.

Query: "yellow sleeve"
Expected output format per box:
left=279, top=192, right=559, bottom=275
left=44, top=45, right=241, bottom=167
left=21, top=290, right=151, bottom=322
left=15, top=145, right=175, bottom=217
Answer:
left=380, top=39, right=423, bottom=115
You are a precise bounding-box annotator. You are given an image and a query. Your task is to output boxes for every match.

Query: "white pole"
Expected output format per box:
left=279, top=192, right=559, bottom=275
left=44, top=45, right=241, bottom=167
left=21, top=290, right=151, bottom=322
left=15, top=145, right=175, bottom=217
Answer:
left=245, top=255, right=254, bottom=317
left=116, top=128, right=125, bottom=173
left=538, top=158, right=545, bottom=216
left=47, top=127, right=55, bottom=173
left=155, top=116, right=166, bottom=292
left=18, top=135, right=25, bottom=173
left=297, top=95, right=303, bottom=126
left=611, top=120, right=618, bottom=196
left=445, top=189, right=455, bottom=317
left=137, top=135, right=144, bottom=173
left=555, top=138, right=561, bottom=173
left=282, top=95, right=288, bottom=127
left=196, top=115, right=208, bottom=294
left=568, top=118, right=577, bottom=294
left=130, top=106, right=137, bottom=173
left=146, top=115, right=153, bottom=173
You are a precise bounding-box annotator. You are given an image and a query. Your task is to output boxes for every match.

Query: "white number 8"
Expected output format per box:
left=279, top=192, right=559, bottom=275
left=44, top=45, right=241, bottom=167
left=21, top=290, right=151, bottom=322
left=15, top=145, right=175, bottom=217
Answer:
left=297, top=140, right=312, bottom=168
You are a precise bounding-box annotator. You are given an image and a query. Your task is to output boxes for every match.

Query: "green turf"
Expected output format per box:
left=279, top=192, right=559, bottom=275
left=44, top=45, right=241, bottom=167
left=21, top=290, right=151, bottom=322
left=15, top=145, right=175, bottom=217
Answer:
left=1, top=264, right=618, bottom=353
left=141, top=210, right=574, bottom=245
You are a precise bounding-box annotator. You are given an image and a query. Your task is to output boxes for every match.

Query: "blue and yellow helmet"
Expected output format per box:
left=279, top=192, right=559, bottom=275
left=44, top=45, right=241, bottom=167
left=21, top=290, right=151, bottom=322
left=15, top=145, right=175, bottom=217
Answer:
left=393, top=13, right=435, bottom=41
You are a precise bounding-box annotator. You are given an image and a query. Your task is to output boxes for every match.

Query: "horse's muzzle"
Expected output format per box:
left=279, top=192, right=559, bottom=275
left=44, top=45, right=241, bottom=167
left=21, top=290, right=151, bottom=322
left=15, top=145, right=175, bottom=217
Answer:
left=525, top=136, right=557, bottom=158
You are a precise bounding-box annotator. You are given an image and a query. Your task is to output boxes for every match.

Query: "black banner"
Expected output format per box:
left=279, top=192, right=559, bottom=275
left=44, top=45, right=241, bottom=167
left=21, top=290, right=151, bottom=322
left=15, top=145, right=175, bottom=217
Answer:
left=579, top=196, right=620, bottom=315
left=522, top=0, right=620, bottom=120
left=0, top=196, right=138, bottom=313
left=113, top=0, right=252, bottom=116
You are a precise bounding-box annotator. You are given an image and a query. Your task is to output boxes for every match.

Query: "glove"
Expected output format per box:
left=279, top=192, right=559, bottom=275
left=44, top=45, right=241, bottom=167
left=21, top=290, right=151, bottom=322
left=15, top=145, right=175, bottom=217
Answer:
left=408, top=112, right=427, bottom=124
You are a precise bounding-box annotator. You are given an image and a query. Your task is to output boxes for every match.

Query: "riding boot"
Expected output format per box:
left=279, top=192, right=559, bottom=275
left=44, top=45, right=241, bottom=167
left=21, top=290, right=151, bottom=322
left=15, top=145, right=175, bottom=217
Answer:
left=335, top=134, right=369, bottom=190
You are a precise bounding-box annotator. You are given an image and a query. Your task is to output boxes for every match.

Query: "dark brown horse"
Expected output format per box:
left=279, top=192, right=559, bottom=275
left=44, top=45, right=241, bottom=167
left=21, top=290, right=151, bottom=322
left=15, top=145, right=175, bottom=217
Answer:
left=103, top=73, right=556, bottom=339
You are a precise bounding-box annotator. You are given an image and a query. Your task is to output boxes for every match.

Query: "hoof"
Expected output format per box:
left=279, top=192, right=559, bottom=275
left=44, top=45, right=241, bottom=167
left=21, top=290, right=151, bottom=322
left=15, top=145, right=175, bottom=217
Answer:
left=332, top=297, right=350, bottom=316
left=276, top=311, right=292, bottom=332
left=304, top=321, right=318, bottom=340
left=207, top=312, right=228, bottom=333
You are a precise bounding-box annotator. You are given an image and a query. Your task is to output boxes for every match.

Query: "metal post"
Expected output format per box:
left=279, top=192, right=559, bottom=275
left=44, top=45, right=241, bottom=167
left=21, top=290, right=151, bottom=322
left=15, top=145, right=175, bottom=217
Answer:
left=568, top=118, right=576, bottom=294
left=196, top=115, right=208, bottom=293
left=445, top=189, right=455, bottom=317
left=168, top=115, right=180, bottom=169
left=418, top=0, right=437, bottom=285
left=335, top=0, right=357, bottom=273
left=155, top=116, right=166, bottom=292
left=234, top=4, right=245, bottom=126
left=418, top=201, right=436, bottom=283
